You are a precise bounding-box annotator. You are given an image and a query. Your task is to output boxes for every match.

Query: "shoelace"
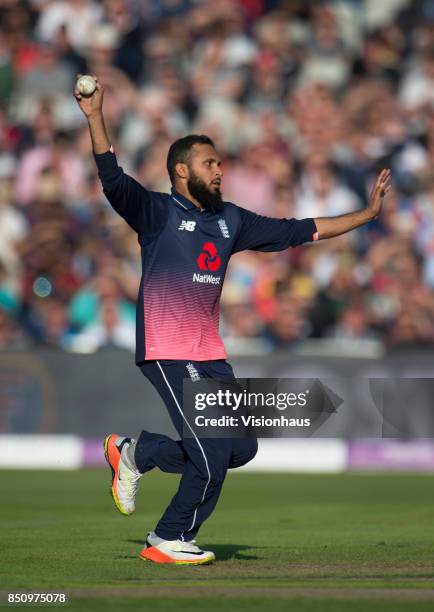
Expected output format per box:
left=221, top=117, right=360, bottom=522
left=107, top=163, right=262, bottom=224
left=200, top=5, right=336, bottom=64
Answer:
left=172, top=539, right=202, bottom=553
left=119, top=470, right=141, bottom=496
left=118, top=456, right=141, bottom=497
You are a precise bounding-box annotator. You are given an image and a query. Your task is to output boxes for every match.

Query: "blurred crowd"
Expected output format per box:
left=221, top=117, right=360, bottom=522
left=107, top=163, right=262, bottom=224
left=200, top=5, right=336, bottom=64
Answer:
left=1, top=0, right=434, bottom=353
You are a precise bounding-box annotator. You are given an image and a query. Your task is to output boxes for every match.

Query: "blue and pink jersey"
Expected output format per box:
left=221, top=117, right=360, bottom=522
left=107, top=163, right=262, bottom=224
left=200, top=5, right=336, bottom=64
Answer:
left=95, top=151, right=318, bottom=363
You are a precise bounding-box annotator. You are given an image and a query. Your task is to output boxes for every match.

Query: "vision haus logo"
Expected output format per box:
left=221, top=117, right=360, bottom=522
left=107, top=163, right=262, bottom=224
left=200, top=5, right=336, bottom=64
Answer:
left=197, top=242, right=221, bottom=271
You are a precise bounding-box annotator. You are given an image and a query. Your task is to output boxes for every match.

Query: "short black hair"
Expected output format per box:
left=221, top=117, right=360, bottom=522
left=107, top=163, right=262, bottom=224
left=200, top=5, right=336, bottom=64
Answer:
left=167, top=134, right=214, bottom=184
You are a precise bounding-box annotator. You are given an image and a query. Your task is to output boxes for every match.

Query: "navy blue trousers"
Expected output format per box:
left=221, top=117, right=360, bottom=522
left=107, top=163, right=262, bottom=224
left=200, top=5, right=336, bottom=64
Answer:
left=135, top=359, right=258, bottom=541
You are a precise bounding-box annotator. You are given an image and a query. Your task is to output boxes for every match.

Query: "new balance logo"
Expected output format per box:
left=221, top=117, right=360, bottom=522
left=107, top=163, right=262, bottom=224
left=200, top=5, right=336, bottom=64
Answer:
left=186, top=362, right=200, bottom=382
left=218, top=219, right=230, bottom=238
left=178, top=220, right=196, bottom=232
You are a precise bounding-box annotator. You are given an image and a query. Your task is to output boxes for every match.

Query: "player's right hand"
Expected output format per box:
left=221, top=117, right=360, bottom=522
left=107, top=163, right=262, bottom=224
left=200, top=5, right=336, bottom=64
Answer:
left=74, top=74, right=104, bottom=118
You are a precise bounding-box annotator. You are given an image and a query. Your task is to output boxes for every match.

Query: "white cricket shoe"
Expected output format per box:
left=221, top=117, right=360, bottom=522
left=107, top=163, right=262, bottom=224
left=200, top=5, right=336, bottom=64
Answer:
left=103, top=434, right=142, bottom=516
left=140, top=531, right=215, bottom=565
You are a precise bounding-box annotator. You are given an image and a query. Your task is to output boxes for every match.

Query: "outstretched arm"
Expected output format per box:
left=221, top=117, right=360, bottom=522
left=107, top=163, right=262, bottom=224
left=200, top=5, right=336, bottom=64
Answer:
left=313, top=169, right=391, bottom=240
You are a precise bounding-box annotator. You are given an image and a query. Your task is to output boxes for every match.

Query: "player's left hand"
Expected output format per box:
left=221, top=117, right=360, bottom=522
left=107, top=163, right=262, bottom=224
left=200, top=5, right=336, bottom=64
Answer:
left=366, top=168, right=392, bottom=220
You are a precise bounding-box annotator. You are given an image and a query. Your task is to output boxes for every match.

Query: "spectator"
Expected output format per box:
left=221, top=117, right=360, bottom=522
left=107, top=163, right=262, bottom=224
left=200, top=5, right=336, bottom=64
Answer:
left=35, top=0, right=103, bottom=52
left=1, top=0, right=433, bottom=351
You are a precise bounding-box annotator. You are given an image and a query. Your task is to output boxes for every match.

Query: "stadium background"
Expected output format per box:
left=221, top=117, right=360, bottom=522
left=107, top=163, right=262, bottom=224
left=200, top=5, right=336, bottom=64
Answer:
left=1, top=0, right=434, bottom=467
left=1, top=1, right=434, bottom=609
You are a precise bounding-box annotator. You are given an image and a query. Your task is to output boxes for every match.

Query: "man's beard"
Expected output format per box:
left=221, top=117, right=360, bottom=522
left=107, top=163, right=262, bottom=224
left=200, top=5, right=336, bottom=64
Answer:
left=187, top=172, right=224, bottom=212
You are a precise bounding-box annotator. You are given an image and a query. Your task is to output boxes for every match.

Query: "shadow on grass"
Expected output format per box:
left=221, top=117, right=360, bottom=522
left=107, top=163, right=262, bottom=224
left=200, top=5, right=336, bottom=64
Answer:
left=126, top=540, right=259, bottom=561
left=203, top=544, right=259, bottom=561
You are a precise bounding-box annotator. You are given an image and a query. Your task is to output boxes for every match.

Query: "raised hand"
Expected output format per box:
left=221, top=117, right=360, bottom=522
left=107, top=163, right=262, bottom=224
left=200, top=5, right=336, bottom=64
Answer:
left=74, top=74, right=104, bottom=118
left=367, top=169, right=392, bottom=220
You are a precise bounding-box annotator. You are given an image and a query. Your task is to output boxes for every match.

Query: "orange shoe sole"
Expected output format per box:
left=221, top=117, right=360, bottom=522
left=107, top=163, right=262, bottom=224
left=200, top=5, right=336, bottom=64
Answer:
left=103, top=434, right=129, bottom=516
left=139, top=546, right=214, bottom=565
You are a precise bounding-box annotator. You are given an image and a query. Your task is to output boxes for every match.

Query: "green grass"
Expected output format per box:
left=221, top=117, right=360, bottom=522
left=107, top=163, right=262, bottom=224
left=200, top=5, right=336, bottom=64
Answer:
left=1, top=469, right=434, bottom=611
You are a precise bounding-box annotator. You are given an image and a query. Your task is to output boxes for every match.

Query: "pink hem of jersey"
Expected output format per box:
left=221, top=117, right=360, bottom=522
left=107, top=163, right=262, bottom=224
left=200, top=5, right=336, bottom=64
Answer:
left=143, top=350, right=228, bottom=361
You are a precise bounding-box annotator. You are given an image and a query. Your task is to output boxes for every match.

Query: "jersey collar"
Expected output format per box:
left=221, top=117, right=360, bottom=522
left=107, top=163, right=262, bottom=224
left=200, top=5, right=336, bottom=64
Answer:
left=170, top=188, right=197, bottom=211
left=170, top=188, right=219, bottom=215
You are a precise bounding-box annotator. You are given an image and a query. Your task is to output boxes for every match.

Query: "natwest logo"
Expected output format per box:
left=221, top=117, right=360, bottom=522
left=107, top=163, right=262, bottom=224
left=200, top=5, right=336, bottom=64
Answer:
left=197, top=242, right=221, bottom=271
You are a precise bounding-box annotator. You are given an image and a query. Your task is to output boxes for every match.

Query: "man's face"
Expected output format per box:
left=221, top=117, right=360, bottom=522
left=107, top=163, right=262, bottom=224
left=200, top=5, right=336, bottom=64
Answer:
left=184, top=144, right=224, bottom=211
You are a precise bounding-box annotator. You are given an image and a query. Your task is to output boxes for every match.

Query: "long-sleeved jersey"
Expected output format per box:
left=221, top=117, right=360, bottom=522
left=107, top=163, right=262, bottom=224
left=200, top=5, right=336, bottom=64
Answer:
left=95, top=151, right=318, bottom=363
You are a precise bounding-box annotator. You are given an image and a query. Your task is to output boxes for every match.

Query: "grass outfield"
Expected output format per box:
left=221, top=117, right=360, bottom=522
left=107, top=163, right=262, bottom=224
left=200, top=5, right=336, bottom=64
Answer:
left=1, top=469, right=434, bottom=611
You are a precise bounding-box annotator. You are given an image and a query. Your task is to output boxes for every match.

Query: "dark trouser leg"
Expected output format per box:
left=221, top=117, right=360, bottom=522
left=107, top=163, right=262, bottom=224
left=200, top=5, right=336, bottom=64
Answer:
left=155, top=437, right=233, bottom=541
left=134, top=430, right=186, bottom=474
left=138, top=359, right=258, bottom=541
left=229, top=438, right=258, bottom=469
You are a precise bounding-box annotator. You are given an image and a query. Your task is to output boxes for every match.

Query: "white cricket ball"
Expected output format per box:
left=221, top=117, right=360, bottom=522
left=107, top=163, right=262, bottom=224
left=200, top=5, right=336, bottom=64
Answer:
left=76, top=75, right=97, bottom=97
